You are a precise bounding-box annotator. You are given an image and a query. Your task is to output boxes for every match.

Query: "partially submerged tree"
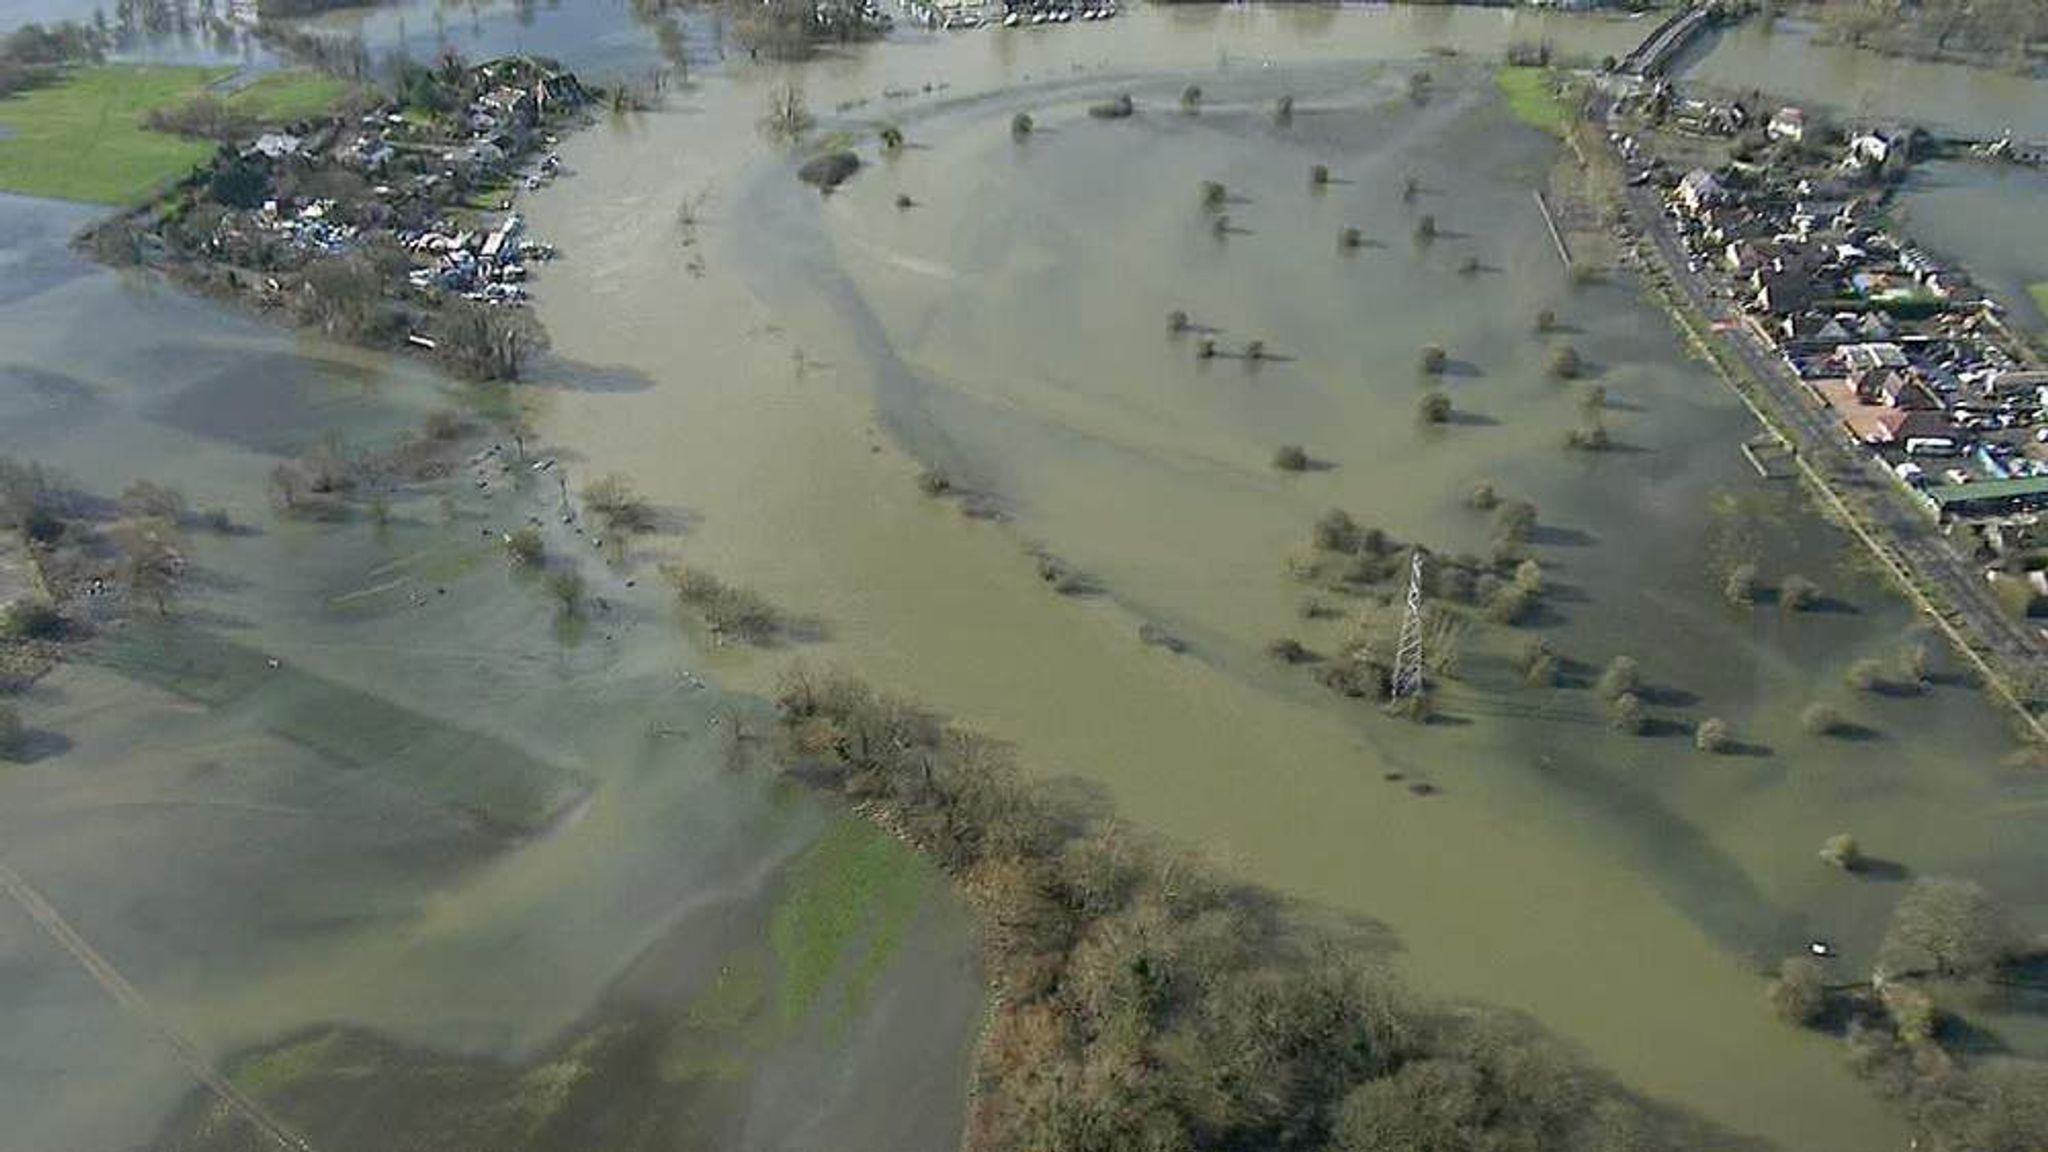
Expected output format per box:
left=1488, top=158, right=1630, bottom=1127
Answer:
left=1769, top=956, right=1828, bottom=1026
left=1010, top=111, right=1034, bottom=138
left=759, top=81, right=814, bottom=141
left=1879, top=877, right=2012, bottom=981
left=1695, top=717, right=1731, bottom=753
left=1418, top=344, right=1448, bottom=375
left=1820, top=832, right=1863, bottom=871
left=1272, top=445, right=1311, bottom=472
left=1801, top=702, right=1845, bottom=736
left=1418, top=390, right=1452, bottom=425
left=1780, top=574, right=1821, bottom=611
left=583, top=474, right=655, bottom=533
left=1595, top=655, right=1640, bottom=701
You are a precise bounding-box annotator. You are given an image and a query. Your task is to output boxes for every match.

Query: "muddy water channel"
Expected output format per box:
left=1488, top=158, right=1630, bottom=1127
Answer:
left=0, top=193, right=978, bottom=1151
left=518, top=9, right=2046, bottom=1152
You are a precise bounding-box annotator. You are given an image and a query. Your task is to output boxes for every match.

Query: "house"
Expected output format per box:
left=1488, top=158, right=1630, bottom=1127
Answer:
left=1675, top=168, right=1725, bottom=214
left=249, top=132, right=302, bottom=160
left=1866, top=408, right=1957, bottom=444
left=1783, top=311, right=1853, bottom=345
left=1754, top=268, right=1815, bottom=315
left=1851, top=367, right=1937, bottom=409
left=1923, top=474, right=2048, bottom=518
left=1840, top=342, right=1909, bottom=373
left=1768, top=107, right=1807, bottom=143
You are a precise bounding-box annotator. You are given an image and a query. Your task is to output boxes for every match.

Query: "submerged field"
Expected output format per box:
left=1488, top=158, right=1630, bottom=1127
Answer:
left=519, top=10, right=2046, bottom=1148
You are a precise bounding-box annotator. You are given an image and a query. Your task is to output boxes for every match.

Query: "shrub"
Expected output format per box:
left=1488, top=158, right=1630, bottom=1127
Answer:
left=1565, top=419, right=1611, bottom=451
left=1, top=599, right=62, bottom=641
left=1243, top=339, right=1266, bottom=361
left=1580, top=384, right=1607, bottom=414
left=878, top=124, right=905, bottom=150
left=1724, top=563, right=1759, bottom=606
left=1266, top=638, right=1315, bottom=664
left=1415, top=213, right=1438, bottom=241
left=1196, top=337, right=1218, bottom=359
left=1339, top=226, right=1363, bottom=250
left=916, top=468, right=953, bottom=496
left=1180, top=84, right=1202, bottom=112
left=1485, top=581, right=1539, bottom=625
left=583, top=474, right=655, bottom=533
left=1769, top=956, right=1827, bottom=1026
left=663, top=564, right=785, bottom=644
left=545, top=568, right=584, bottom=614
left=1820, top=833, right=1862, bottom=871
left=1167, top=309, right=1191, bottom=334
left=1312, top=509, right=1362, bottom=553
left=894, top=193, right=914, bottom=210
left=1419, top=345, right=1448, bottom=375
left=1273, top=445, right=1310, bottom=472
left=1525, top=649, right=1558, bottom=687
left=1800, top=702, right=1844, bottom=736
left=1274, top=94, right=1293, bottom=124
left=1549, top=345, right=1583, bottom=379
left=504, top=526, right=544, bottom=566
left=1846, top=658, right=1887, bottom=692
left=1780, top=574, right=1820, bottom=611
left=1010, top=112, right=1033, bottom=138
left=1458, top=255, right=1481, bottom=276
left=1418, top=391, right=1452, bottom=424
left=0, top=703, right=21, bottom=762
left=1310, top=163, right=1331, bottom=186
left=1596, top=656, right=1640, bottom=700
left=1535, top=308, right=1557, bottom=333
left=1467, top=482, right=1499, bottom=510
left=1087, top=93, right=1134, bottom=119
left=1695, top=717, right=1731, bottom=752
left=1609, top=691, right=1647, bottom=734
left=1200, top=180, right=1227, bottom=210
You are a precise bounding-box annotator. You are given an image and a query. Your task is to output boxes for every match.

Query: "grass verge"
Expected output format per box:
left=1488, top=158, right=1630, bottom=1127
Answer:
left=227, top=69, right=358, bottom=123
left=769, top=814, right=931, bottom=1025
left=0, top=64, right=227, bottom=202
left=1496, top=65, right=1568, bottom=137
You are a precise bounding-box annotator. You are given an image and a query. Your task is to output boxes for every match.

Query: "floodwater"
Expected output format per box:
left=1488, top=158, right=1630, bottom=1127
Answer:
left=1895, top=160, right=2048, bottom=330
left=1683, top=16, right=2048, bottom=139
left=0, top=191, right=979, bottom=1151
left=517, top=8, right=2047, bottom=1152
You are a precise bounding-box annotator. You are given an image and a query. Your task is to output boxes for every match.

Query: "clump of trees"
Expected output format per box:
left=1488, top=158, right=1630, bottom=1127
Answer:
left=661, top=563, right=786, bottom=645
left=769, top=668, right=1703, bottom=1152
left=1724, top=562, right=1759, bottom=607
left=1608, top=691, right=1647, bottom=734
left=583, top=474, right=655, bottom=534
left=434, top=300, right=548, bottom=381
left=1769, top=956, right=1828, bottom=1026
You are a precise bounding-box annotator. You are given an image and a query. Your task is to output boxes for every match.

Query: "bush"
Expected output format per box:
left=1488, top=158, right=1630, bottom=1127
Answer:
left=1313, top=509, right=1361, bottom=553
left=1200, top=180, right=1227, bottom=210
left=1340, top=226, right=1363, bottom=250
left=1167, top=309, right=1191, bottom=334
left=916, top=467, right=953, bottom=497
left=583, top=474, right=655, bottom=533
left=1310, top=163, right=1330, bottom=186
left=504, top=526, right=544, bottom=567
left=1596, top=656, right=1640, bottom=700
left=1272, top=445, right=1310, bottom=472
left=1724, top=563, right=1759, bottom=606
left=663, top=564, right=784, bottom=644
left=1846, top=658, right=1887, bottom=692
left=1695, top=717, right=1731, bottom=753
left=1418, top=345, right=1448, bottom=375
left=1608, top=692, right=1647, bottom=734
left=1266, top=638, right=1316, bottom=664
left=1180, top=84, right=1202, bottom=112
left=1415, top=214, right=1438, bottom=241
left=1800, top=702, right=1844, bottom=736
left=878, top=124, right=905, bottom=150
left=1087, top=93, right=1134, bottom=119
left=0, top=703, right=21, bottom=762
left=1467, top=482, right=1499, bottom=511
left=1535, top=308, right=1557, bottom=333
left=1549, top=345, right=1583, bottom=379
left=1769, top=956, right=1827, bottom=1026
left=1274, top=94, right=1294, bottom=124
left=1780, top=574, right=1820, bottom=611
left=1820, top=833, right=1862, bottom=871
left=545, top=568, right=584, bottom=614
left=1010, top=112, right=1033, bottom=138
left=1418, top=391, right=1452, bottom=424
left=1565, top=419, right=1611, bottom=451
left=1458, top=255, right=1481, bottom=276
left=1, top=599, right=62, bottom=641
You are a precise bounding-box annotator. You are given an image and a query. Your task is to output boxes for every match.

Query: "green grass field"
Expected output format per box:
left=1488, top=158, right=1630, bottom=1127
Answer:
left=2028, top=281, right=2048, bottom=319
left=769, top=816, right=931, bottom=1026
left=0, top=65, right=227, bottom=203
left=1496, top=66, right=1569, bottom=138
left=227, top=69, right=357, bottom=124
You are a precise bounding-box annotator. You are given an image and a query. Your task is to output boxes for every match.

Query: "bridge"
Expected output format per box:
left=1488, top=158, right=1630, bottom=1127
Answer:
left=1618, top=3, right=1717, bottom=80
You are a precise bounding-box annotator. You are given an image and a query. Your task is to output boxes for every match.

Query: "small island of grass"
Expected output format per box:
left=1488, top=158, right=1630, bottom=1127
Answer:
left=1495, top=65, right=1569, bottom=138
left=0, top=64, right=227, bottom=202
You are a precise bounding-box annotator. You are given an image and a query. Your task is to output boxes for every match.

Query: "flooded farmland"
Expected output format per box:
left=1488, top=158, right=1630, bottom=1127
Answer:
left=516, top=8, right=2048, bottom=1152
left=0, top=191, right=979, bottom=1151
left=1, top=2, right=2045, bottom=1151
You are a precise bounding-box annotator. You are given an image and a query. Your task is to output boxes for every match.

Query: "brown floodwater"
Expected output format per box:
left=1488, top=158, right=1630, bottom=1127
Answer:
left=519, top=8, right=2046, bottom=1151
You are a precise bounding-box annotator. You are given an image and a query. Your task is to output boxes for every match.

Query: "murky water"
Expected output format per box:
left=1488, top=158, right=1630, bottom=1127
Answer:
left=0, top=191, right=978, bottom=1151
left=1683, top=16, right=2048, bottom=139
left=1895, top=159, right=2048, bottom=330
left=519, top=9, right=2045, bottom=1151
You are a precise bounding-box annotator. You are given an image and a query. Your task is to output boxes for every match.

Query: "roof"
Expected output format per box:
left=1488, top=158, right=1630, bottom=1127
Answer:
left=1923, top=475, right=2048, bottom=509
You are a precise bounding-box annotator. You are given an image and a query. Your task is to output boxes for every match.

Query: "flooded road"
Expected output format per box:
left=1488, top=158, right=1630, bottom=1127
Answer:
left=0, top=191, right=979, bottom=1152
left=520, top=9, right=2045, bottom=1151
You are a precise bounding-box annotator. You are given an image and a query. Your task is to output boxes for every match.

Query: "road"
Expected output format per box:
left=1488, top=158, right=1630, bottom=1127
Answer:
left=1616, top=172, right=2046, bottom=727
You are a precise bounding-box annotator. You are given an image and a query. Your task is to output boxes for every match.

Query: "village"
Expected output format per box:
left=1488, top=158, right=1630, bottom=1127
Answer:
left=88, top=54, right=590, bottom=378
left=1603, top=77, right=2048, bottom=610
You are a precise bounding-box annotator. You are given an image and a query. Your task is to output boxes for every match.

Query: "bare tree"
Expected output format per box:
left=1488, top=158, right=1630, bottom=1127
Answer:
left=1879, top=877, right=2012, bottom=981
left=759, top=81, right=814, bottom=142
